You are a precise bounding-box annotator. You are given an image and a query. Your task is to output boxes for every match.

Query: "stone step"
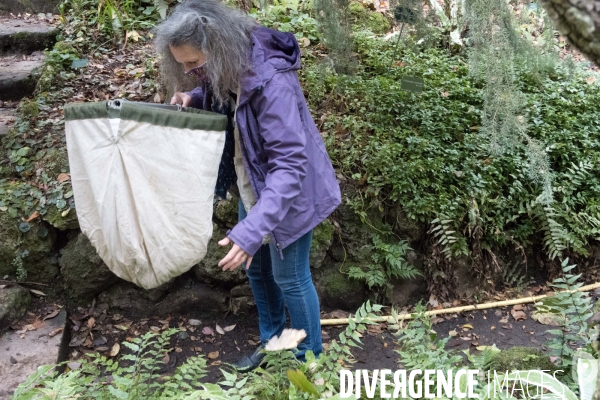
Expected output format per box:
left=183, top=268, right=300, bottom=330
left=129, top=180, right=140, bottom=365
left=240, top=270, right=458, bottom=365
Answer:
left=0, top=17, right=58, bottom=54
left=0, top=307, right=69, bottom=397
left=0, top=106, right=16, bottom=137
left=0, top=0, right=61, bottom=16
left=0, top=53, right=44, bottom=101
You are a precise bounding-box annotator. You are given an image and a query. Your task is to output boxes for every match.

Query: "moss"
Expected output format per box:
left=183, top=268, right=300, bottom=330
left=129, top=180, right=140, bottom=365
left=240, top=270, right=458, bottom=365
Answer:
left=349, top=1, right=391, bottom=35
left=43, top=205, right=79, bottom=231
left=40, top=147, right=69, bottom=177
left=36, top=64, right=58, bottom=93
left=488, top=347, right=559, bottom=373
left=0, top=211, right=58, bottom=282
left=20, top=99, right=39, bottom=118
left=315, top=266, right=368, bottom=310
left=310, top=219, right=335, bottom=268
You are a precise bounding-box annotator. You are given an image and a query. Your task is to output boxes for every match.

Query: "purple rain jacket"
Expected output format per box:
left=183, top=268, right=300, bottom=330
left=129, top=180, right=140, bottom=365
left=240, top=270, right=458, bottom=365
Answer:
left=187, top=26, right=341, bottom=257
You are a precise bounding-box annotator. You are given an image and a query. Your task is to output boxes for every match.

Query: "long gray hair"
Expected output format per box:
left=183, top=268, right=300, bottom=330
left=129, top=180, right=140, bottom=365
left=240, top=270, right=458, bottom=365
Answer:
left=153, top=0, right=257, bottom=105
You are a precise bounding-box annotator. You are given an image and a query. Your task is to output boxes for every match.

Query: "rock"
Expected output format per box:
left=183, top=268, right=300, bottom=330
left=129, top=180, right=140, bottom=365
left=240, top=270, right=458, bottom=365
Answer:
left=0, top=285, right=31, bottom=332
left=43, top=204, right=79, bottom=231
left=97, top=283, right=155, bottom=314
left=310, top=219, right=335, bottom=269
left=0, top=309, right=68, bottom=398
left=59, top=233, right=118, bottom=302
left=0, top=58, right=43, bottom=101
left=314, top=265, right=369, bottom=311
left=154, top=282, right=228, bottom=317
left=230, top=283, right=253, bottom=297
left=0, top=0, right=61, bottom=15
left=0, top=212, right=57, bottom=283
left=0, top=107, right=16, bottom=137
left=229, top=295, right=255, bottom=315
left=488, top=346, right=560, bottom=374
left=213, top=196, right=239, bottom=228
left=98, top=279, right=228, bottom=319
left=0, top=19, right=58, bottom=54
left=387, top=274, right=428, bottom=307
left=193, top=223, right=247, bottom=288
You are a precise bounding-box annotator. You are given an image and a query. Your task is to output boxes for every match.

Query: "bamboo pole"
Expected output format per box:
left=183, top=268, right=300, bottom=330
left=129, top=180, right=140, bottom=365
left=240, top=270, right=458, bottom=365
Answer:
left=320, top=282, right=600, bottom=326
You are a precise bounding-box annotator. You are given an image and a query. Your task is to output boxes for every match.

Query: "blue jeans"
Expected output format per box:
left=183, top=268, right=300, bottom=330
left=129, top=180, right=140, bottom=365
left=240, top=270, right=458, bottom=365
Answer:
left=238, top=201, right=322, bottom=360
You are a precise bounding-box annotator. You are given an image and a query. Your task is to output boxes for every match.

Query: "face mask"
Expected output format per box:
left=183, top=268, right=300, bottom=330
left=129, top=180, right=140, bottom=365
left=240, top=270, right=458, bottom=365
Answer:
left=185, top=62, right=208, bottom=81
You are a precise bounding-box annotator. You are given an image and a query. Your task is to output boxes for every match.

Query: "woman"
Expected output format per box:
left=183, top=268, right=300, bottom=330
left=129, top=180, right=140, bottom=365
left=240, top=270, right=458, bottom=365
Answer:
left=154, top=0, right=340, bottom=371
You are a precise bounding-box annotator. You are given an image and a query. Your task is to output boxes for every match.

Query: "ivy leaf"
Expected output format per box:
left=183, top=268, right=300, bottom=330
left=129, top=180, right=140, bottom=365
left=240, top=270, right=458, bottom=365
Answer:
left=56, top=199, right=67, bottom=209
left=18, top=222, right=31, bottom=233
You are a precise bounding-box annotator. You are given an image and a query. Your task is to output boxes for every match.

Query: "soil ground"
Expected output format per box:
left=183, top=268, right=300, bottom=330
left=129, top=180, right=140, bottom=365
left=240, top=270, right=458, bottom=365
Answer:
left=9, top=281, right=599, bottom=387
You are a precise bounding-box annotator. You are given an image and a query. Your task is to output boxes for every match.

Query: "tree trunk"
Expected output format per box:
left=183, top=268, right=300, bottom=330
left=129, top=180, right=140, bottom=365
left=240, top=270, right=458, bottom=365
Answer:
left=540, top=0, right=600, bottom=65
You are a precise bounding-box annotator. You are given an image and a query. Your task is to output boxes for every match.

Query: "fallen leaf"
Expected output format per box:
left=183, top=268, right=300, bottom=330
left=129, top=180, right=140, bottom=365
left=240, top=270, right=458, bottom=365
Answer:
left=87, top=318, right=95, bottom=329
left=42, top=309, right=60, bottom=321
left=57, top=173, right=70, bottom=183
left=512, top=304, right=526, bottom=311
left=202, top=326, right=214, bottom=335
left=208, top=351, right=219, bottom=359
left=462, top=323, right=473, bottom=330
left=188, top=319, right=202, bottom=326
left=499, top=316, right=509, bottom=324
left=48, top=328, right=63, bottom=337
left=449, top=329, right=458, bottom=337
left=154, top=93, right=161, bottom=103
left=510, top=310, right=527, bottom=321
left=67, top=361, right=81, bottom=370
left=223, top=324, right=236, bottom=332
left=110, top=343, right=120, bottom=357
left=216, top=324, right=225, bottom=335
left=530, top=311, right=565, bottom=326
left=26, top=211, right=39, bottom=222
left=29, top=289, right=46, bottom=296
left=175, top=347, right=182, bottom=353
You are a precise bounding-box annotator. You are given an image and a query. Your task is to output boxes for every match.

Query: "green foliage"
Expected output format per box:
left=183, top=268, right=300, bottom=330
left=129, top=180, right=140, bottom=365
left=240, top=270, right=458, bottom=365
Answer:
left=348, top=233, right=419, bottom=289
left=299, top=26, right=600, bottom=268
left=536, top=259, right=598, bottom=387
left=250, top=0, right=320, bottom=43
left=348, top=2, right=390, bottom=35
left=395, top=303, right=463, bottom=372
left=58, top=0, right=176, bottom=46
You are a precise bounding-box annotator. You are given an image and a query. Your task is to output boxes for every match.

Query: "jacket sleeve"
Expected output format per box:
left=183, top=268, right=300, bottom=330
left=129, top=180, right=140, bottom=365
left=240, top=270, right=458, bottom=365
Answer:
left=185, top=87, right=205, bottom=109
left=227, top=76, right=308, bottom=256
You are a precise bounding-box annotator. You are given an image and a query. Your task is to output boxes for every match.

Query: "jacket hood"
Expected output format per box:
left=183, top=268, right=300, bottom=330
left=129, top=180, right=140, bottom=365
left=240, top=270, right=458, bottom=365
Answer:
left=239, top=26, right=301, bottom=105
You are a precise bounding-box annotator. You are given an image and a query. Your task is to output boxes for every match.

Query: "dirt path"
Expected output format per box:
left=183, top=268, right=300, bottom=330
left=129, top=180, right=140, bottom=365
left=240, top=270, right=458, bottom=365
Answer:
left=10, top=285, right=591, bottom=388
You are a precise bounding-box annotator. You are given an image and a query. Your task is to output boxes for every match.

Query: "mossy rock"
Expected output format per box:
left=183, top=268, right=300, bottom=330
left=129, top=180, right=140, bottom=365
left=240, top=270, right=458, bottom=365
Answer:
left=35, top=64, right=59, bottom=94
left=0, top=285, right=31, bottom=333
left=0, top=211, right=57, bottom=283
left=315, top=265, right=368, bottom=310
left=213, top=196, right=238, bottom=227
left=349, top=1, right=391, bottom=35
left=488, top=347, right=559, bottom=373
left=19, top=99, right=39, bottom=118
left=43, top=205, right=79, bottom=231
left=59, top=233, right=118, bottom=303
left=193, top=223, right=247, bottom=287
left=310, top=219, right=335, bottom=268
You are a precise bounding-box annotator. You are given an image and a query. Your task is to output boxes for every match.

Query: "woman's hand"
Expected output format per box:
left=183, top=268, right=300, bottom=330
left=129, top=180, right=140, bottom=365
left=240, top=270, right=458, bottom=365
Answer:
left=218, top=238, right=253, bottom=271
left=170, top=92, right=192, bottom=107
